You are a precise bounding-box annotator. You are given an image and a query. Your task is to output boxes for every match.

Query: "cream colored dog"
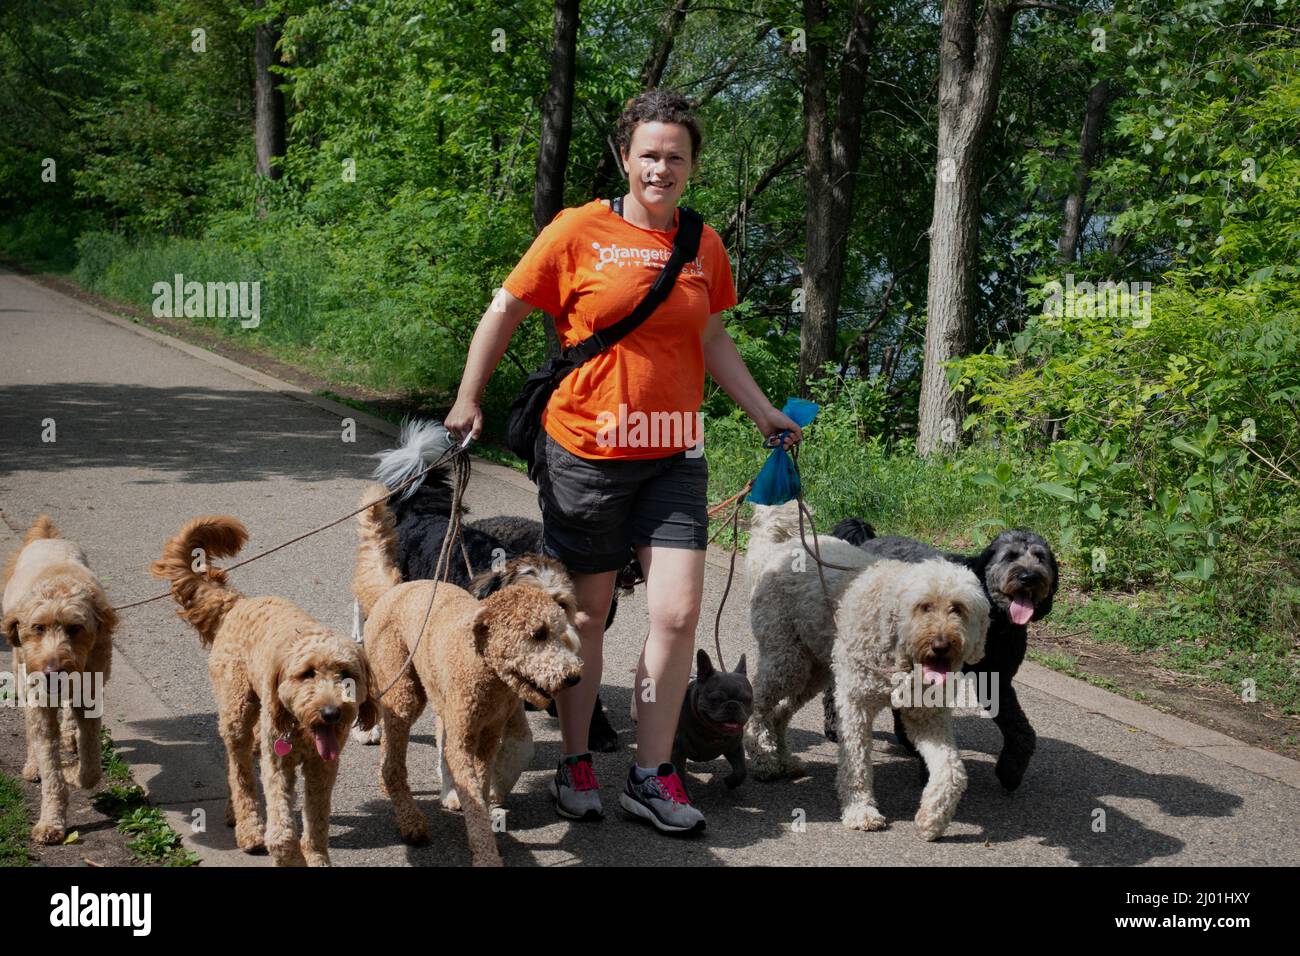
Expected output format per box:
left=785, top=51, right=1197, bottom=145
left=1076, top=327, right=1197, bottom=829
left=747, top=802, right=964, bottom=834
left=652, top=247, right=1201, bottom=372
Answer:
left=2, top=516, right=115, bottom=844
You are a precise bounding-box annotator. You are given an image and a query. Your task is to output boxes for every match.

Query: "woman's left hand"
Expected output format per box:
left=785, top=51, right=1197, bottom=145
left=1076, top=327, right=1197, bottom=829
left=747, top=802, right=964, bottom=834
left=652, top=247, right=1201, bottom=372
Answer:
left=753, top=405, right=803, bottom=450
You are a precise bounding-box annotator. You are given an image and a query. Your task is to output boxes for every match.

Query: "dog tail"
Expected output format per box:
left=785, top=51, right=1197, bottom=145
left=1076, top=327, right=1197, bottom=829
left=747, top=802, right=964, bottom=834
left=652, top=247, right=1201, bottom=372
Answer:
left=354, top=483, right=403, bottom=617
left=149, top=516, right=247, bottom=647
left=373, top=418, right=457, bottom=501
left=23, top=514, right=60, bottom=544
left=830, top=516, right=876, bottom=546
left=3, top=514, right=62, bottom=589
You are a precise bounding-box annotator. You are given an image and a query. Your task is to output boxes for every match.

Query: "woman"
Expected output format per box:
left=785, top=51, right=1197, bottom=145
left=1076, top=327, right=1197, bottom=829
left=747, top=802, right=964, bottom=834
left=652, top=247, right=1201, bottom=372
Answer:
left=445, top=90, right=802, bottom=833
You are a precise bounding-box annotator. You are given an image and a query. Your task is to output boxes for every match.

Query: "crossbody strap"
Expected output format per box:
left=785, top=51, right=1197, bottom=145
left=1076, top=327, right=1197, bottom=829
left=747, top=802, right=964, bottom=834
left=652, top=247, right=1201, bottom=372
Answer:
left=563, top=199, right=704, bottom=365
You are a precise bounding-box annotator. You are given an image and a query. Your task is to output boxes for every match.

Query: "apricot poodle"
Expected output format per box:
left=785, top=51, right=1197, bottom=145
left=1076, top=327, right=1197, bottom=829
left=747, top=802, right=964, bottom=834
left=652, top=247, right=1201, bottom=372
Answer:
left=354, top=483, right=583, bottom=866
left=2, top=516, right=115, bottom=844
left=151, top=515, right=378, bottom=867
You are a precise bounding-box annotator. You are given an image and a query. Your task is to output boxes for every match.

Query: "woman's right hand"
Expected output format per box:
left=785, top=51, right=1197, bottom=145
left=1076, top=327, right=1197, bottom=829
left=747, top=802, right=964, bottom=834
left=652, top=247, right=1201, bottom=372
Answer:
left=444, top=397, right=483, bottom=442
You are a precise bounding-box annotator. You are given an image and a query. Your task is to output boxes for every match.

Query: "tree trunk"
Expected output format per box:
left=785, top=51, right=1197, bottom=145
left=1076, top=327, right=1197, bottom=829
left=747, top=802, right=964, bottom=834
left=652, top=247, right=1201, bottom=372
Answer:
left=1058, top=77, right=1109, bottom=263
left=916, top=0, right=1017, bottom=457
left=533, top=0, right=580, bottom=356
left=253, top=0, right=285, bottom=182
left=798, top=0, right=877, bottom=395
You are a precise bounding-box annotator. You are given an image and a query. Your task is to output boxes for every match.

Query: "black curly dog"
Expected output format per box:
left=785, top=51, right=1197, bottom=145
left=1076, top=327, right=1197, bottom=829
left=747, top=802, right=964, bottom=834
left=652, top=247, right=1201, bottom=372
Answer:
left=826, top=518, right=1058, bottom=791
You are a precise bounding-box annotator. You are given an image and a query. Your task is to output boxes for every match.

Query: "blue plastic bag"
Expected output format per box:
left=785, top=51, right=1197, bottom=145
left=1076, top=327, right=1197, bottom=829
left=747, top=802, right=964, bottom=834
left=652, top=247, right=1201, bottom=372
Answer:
left=746, top=398, right=819, bottom=505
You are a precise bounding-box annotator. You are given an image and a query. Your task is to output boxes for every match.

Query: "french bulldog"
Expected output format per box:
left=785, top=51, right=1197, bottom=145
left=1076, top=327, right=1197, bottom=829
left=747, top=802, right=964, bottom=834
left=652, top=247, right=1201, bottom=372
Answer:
left=671, top=649, right=752, bottom=791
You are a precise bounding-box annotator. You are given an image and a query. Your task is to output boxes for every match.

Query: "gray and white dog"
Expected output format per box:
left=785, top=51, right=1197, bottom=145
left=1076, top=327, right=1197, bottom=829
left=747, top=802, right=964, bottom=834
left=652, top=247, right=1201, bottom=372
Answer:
left=672, top=649, right=752, bottom=792
left=826, top=520, right=1058, bottom=791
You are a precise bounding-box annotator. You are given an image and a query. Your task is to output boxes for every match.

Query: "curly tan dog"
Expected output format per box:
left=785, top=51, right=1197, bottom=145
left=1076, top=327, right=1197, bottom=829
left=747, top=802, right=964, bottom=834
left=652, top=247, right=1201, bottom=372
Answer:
left=151, top=516, right=378, bottom=867
left=354, top=484, right=583, bottom=867
left=832, top=557, right=988, bottom=840
left=2, top=516, right=115, bottom=844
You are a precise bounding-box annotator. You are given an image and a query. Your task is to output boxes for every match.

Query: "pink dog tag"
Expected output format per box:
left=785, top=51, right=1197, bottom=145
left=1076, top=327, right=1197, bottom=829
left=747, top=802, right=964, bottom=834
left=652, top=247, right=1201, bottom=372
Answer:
left=273, top=736, right=292, bottom=757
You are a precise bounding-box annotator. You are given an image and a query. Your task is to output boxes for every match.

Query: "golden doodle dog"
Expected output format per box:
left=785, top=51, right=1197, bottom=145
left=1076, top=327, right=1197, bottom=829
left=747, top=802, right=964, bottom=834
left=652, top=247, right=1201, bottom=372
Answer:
left=832, top=557, right=988, bottom=840
left=2, top=516, right=115, bottom=844
left=354, top=484, right=583, bottom=867
left=151, top=515, right=378, bottom=867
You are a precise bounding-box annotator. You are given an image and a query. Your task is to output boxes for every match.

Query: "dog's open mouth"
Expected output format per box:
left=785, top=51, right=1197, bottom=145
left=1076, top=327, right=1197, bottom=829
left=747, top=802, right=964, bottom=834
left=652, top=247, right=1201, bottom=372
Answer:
left=509, top=672, right=554, bottom=706
left=1005, top=591, right=1036, bottom=625
left=311, top=725, right=341, bottom=761
left=920, top=652, right=954, bottom=686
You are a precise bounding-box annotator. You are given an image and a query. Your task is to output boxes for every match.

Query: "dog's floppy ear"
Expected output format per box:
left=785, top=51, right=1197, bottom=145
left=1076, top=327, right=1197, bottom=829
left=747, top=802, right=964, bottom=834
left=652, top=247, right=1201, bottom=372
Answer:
left=1032, top=544, right=1059, bottom=622
left=1, top=609, right=20, bottom=647
left=470, top=567, right=508, bottom=600
left=734, top=653, right=747, bottom=676
left=470, top=605, right=491, bottom=655
left=90, top=584, right=118, bottom=643
left=263, top=672, right=296, bottom=741
left=695, top=648, right=714, bottom=679
left=356, top=653, right=381, bottom=732
left=962, top=583, right=991, bottom=666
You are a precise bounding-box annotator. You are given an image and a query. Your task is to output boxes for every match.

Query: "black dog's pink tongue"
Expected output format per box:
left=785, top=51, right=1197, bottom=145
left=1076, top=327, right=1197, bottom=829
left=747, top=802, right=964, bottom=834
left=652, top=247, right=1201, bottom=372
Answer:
left=313, top=726, right=340, bottom=761
left=1009, top=597, right=1035, bottom=625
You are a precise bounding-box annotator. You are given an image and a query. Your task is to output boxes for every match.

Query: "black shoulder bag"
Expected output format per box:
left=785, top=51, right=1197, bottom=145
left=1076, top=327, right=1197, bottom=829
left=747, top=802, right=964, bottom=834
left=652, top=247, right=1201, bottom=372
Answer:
left=505, top=197, right=704, bottom=478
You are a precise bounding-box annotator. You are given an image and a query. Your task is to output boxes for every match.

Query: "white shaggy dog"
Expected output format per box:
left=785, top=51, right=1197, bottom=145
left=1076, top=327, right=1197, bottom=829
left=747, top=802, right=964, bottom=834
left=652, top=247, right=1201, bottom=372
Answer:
left=833, top=557, right=988, bottom=840
left=744, top=501, right=882, bottom=780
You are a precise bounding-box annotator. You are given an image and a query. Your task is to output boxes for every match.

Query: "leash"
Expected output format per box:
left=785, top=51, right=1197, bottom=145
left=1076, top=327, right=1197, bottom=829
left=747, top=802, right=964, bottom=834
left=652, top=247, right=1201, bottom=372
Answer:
left=375, top=445, right=472, bottom=700
left=112, top=440, right=470, bottom=613
left=706, top=478, right=752, bottom=672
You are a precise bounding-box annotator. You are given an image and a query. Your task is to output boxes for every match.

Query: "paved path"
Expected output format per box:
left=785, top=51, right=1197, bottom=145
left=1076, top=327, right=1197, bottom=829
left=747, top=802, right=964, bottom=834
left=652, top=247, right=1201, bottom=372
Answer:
left=2, top=267, right=1297, bottom=867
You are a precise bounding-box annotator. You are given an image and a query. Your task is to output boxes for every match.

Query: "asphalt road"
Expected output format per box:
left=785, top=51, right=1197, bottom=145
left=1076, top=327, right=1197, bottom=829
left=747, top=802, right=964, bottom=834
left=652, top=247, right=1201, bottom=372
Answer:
left=2, top=267, right=1298, bottom=867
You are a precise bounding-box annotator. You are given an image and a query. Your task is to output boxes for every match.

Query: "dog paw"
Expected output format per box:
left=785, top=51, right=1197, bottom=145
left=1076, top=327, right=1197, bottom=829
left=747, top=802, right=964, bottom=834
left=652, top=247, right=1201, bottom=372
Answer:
left=32, top=822, right=66, bottom=845
left=399, top=820, right=429, bottom=845
left=351, top=723, right=381, bottom=746
left=913, top=806, right=952, bottom=842
left=749, top=751, right=789, bottom=781
left=994, top=753, right=1029, bottom=791
left=441, top=789, right=462, bottom=812
left=301, top=842, right=331, bottom=867
left=270, top=847, right=307, bottom=867
left=21, top=762, right=39, bottom=783
left=235, top=822, right=266, bottom=853
left=841, top=803, right=887, bottom=831
left=64, top=764, right=101, bottom=790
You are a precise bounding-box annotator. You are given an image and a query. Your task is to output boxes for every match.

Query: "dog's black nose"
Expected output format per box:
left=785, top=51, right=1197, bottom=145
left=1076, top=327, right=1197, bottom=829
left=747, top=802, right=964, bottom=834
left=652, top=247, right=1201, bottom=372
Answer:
left=321, top=706, right=342, bottom=724
left=564, top=674, right=581, bottom=687
left=1018, top=569, right=1041, bottom=585
left=931, top=637, right=950, bottom=652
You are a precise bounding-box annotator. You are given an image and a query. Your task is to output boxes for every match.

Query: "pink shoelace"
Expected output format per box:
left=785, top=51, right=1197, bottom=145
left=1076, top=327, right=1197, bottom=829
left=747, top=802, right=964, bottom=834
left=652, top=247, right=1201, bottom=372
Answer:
left=569, top=760, right=599, bottom=792
left=655, top=771, right=690, bottom=805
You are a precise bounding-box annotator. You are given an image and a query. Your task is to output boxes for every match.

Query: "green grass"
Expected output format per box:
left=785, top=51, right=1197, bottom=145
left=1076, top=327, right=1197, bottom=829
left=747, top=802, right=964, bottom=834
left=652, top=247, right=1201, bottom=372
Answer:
left=93, top=731, right=199, bottom=867
left=0, top=773, right=33, bottom=867
left=1048, top=593, right=1299, bottom=713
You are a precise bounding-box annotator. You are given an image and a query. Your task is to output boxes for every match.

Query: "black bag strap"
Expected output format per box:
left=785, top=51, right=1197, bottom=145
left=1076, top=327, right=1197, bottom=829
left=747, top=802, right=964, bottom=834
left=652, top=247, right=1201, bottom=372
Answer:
left=563, top=200, right=704, bottom=365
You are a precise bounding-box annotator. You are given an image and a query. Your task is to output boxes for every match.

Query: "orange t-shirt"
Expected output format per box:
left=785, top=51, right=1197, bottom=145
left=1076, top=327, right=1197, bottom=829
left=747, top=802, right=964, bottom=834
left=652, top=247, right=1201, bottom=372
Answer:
left=502, top=199, right=738, bottom=460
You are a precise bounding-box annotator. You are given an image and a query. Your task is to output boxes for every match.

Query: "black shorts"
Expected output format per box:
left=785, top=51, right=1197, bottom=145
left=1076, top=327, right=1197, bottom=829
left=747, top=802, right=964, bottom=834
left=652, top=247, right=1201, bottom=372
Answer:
left=534, top=430, right=709, bottom=574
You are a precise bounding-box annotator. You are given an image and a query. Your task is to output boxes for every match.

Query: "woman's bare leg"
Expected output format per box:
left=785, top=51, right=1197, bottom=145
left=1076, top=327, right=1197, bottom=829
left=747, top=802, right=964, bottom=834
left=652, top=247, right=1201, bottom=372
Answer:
left=632, top=545, right=705, bottom=766
left=553, top=569, right=616, bottom=754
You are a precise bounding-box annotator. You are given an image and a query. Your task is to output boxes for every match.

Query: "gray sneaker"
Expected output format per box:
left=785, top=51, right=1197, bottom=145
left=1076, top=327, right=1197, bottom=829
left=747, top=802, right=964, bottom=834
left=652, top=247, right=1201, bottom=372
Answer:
left=549, top=753, right=604, bottom=821
left=619, top=763, right=706, bottom=833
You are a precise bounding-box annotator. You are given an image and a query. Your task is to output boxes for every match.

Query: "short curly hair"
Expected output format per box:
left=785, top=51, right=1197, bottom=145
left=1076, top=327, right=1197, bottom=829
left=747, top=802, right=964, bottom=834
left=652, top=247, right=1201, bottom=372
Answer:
left=615, top=90, right=703, bottom=169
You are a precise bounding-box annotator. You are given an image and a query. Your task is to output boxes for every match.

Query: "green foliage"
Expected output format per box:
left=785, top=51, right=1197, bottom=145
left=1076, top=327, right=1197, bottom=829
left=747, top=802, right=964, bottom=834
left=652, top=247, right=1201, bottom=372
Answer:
left=0, top=774, right=33, bottom=867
